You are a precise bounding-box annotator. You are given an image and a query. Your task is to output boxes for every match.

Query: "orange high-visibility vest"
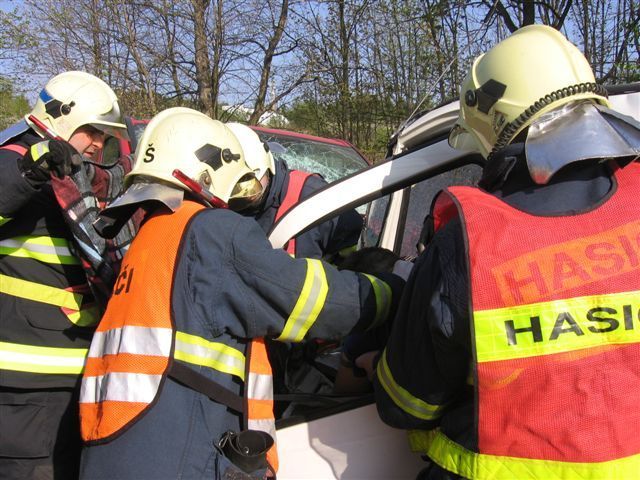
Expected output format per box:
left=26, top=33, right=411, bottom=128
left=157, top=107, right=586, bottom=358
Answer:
left=80, top=201, right=205, bottom=443
left=426, top=161, right=640, bottom=479
left=81, top=199, right=281, bottom=473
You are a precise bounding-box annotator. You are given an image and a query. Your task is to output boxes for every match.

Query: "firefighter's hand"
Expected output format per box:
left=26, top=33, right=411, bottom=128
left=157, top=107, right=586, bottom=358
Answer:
left=355, top=350, right=380, bottom=381
left=19, top=140, right=79, bottom=182
left=392, top=259, right=414, bottom=281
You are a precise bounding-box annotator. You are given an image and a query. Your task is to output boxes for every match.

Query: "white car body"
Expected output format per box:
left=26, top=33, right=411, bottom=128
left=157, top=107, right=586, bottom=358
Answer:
left=269, top=84, right=640, bottom=479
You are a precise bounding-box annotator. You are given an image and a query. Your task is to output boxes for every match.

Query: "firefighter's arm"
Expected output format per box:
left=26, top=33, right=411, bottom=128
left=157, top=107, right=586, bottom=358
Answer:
left=298, top=174, right=363, bottom=262
left=185, top=209, right=403, bottom=342
left=369, top=223, right=470, bottom=430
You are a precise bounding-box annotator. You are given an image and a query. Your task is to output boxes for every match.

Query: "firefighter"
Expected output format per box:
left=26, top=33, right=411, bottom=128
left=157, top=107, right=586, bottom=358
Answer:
left=0, top=71, right=129, bottom=479
left=226, top=122, right=367, bottom=398
left=78, top=107, right=403, bottom=479
left=357, top=25, right=640, bottom=479
left=225, top=122, right=363, bottom=261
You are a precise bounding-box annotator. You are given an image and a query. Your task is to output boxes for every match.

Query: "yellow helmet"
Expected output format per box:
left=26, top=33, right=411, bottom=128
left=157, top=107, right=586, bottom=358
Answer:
left=226, top=122, right=275, bottom=180
left=449, top=24, right=609, bottom=159
left=26, top=71, right=128, bottom=141
left=126, top=107, right=257, bottom=204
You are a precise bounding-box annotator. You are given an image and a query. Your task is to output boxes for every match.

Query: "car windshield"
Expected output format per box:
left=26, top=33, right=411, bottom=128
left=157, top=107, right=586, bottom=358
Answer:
left=254, top=131, right=368, bottom=184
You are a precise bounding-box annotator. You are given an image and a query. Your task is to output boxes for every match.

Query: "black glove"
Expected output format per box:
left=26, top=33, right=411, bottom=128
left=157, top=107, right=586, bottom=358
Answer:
left=19, top=140, right=80, bottom=183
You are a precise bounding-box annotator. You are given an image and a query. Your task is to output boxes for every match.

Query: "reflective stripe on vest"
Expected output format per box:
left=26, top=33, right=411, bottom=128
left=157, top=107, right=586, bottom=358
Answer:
left=0, top=236, right=80, bottom=265
left=80, top=201, right=205, bottom=443
left=428, top=162, right=640, bottom=478
left=246, top=338, right=278, bottom=471
left=0, top=274, right=100, bottom=327
left=275, top=170, right=313, bottom=255
left=276, top=258, right=329, bottom=342
left=408, top=429, right=640, bottom=480
left=0, top=341, right=88, bottom=374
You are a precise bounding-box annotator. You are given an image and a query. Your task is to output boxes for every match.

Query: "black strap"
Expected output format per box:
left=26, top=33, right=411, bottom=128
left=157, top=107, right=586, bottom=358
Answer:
left=169, top=361, right=244, bottom=413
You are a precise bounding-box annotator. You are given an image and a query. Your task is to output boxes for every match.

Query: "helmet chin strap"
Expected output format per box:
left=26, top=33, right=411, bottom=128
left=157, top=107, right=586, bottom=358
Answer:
left=478, top=143, right=525, bottom=191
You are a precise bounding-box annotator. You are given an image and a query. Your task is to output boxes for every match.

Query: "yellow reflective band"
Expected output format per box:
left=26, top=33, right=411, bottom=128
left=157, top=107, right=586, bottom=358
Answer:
left=0, top=341, right=87, bottom=374
left=0, top=216, right=11, bottom=227
left=0, top=236, right=80, bottom=265
left=30, top=141, right=50, bottom=161
left=276, top=259, right=329, bottom=342
left=66, top=306, right=101, bottom=328
left=363, top=273, right=392, bottom=329
left=376, top=349, right=444, bottom=420
left=474, top=290, right=640, bottom=362
left=0, top=273, right=82, bottom=310
left=338, top=244, right=357, bottom=258
left=174, top=331, right=246, bottom=381
left=414, top=429, right=640, bottom=480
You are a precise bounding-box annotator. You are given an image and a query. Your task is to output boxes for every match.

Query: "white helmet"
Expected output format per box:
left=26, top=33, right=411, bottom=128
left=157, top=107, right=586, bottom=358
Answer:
left=449, top=25, right=609, bottom=159
left=26, top=71, right=128, bottom=141
left=127, top=107, right=258, bottom=203
left=226, top=122, right=275, bottom=180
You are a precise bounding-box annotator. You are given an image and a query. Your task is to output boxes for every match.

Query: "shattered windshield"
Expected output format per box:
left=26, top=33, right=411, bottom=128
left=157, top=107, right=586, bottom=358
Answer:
left=254, top=131, right=368, bottom=184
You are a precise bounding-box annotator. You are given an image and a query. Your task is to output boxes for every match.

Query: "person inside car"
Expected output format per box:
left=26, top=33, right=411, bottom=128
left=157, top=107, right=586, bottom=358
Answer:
left=78, top=107, right=403, bottom=480
left=0, top=71, right=130, bottom=480
left=357, top=24, right=640, bottom=479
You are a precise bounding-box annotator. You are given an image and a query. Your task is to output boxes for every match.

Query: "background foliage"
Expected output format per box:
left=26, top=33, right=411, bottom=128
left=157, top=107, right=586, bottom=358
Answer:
left=1, top=0, right=638, bottom=160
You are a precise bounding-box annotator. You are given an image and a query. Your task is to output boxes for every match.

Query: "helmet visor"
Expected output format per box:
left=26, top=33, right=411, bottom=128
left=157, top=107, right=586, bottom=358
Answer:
left=227, top=175, right=266, bottom=212
left=90, top=121, right=129, bottom=141
left=448, top=123, right=480, bottom=153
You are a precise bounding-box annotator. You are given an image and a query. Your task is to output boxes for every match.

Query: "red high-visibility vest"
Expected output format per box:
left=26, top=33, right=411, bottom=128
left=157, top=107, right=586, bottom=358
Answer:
left=427, top=162, right=640, bottom=479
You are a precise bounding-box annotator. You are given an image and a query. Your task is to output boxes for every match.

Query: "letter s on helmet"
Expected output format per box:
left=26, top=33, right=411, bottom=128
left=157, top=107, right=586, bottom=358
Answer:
left=26, top=71, right=128, bottom=141
left=226, top=122, right=275, bottom=181
left=126, top=107, right=257, bottom=204
left=448, top=24, right=609, bottom=160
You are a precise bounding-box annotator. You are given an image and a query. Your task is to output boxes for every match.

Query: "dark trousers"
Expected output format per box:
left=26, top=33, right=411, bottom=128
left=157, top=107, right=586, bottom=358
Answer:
left=0, top=388, right=81, bottom=480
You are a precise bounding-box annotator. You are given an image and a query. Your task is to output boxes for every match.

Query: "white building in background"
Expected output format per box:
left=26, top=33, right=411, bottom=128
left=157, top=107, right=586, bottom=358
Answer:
left=221, top=105, right=289, bottom=127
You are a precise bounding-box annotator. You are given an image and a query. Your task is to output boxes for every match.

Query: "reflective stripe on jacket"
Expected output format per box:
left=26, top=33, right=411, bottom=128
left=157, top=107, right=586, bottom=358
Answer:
left=419, top=161, right=640, bottom=479
left=0, top=142, right=98, bottom=386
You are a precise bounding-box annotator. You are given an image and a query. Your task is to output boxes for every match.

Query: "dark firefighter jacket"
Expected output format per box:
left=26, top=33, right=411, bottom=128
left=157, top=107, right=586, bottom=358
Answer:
left=372, top=150, right=635, bottom=479
left=0, top=131, right=96, bottom=390
left=251, top=159, right=363, bottom=259
left=80, top=202, right=402, bottom=480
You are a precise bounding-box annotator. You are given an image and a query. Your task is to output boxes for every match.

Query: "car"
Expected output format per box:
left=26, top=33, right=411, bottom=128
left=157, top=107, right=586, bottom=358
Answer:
left=267, top=82, right=640, bottom=479
left=97, top=119, right=371, bottom=191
